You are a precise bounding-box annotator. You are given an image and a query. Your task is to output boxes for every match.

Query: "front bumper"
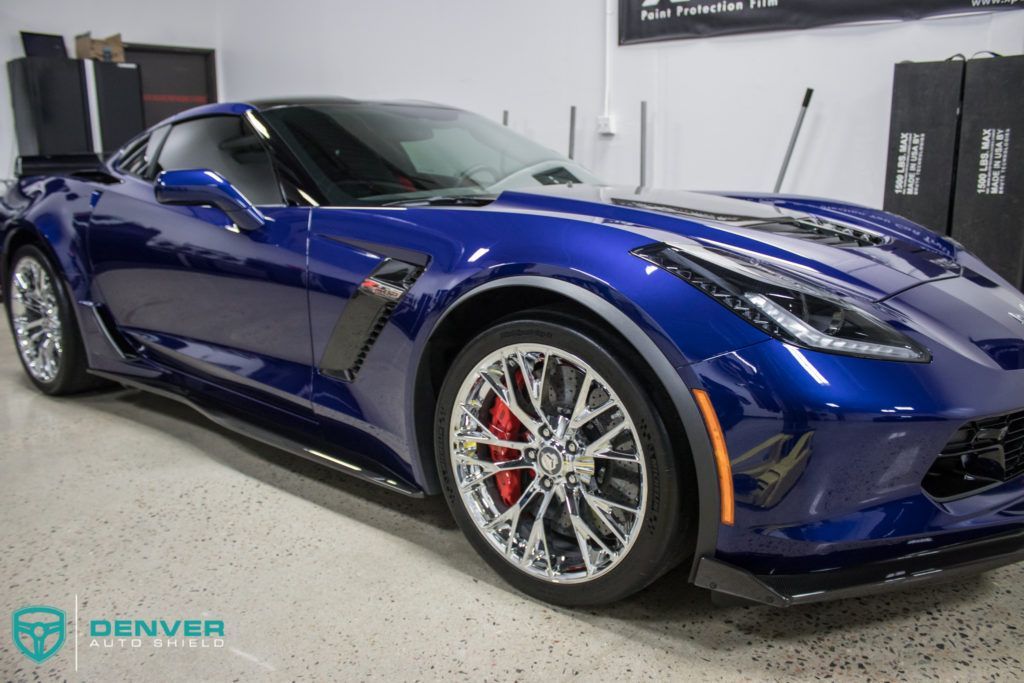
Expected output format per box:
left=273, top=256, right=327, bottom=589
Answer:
left=693, top=526, right=1024, bottom=607
left=689, top=334, right=1024, bottom=570
left=683, top=288, right=1024, bottom=599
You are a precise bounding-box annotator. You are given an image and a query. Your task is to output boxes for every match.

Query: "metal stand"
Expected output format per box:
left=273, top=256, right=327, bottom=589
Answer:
left=639, top=101, right=648, bottom=189
left=774, top=88, right=814, bottom=193
left=568, top=106, right=577, bottom=160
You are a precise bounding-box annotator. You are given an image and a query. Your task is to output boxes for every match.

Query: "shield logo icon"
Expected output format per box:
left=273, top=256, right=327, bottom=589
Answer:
left=12, top=606, right=66, bottom=664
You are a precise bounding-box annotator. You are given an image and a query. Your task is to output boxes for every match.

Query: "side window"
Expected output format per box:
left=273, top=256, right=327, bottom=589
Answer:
left=116, top=126, right=168, bottom=178
left=155, top=116, right=282, bottom=205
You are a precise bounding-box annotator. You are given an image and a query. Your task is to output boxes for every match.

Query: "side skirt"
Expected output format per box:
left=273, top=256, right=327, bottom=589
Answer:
left=88, top=369, right=424, bottom=498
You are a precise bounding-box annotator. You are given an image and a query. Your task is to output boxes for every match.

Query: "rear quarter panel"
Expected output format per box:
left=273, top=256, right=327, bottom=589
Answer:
left=2, top=175, right=98, bottom=301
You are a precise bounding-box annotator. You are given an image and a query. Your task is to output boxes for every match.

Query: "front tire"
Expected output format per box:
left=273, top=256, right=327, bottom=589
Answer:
left=5, top=245, right=99, bottom=395
left=435, top=312, right=691, bottom=606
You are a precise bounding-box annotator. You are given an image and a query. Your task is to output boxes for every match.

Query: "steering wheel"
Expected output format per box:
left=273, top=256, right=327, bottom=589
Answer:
left=454, top=164, right=500, bottom=188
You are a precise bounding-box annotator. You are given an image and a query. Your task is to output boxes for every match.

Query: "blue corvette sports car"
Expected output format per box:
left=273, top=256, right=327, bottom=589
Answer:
left=4, top=98, right=1024, bottom=607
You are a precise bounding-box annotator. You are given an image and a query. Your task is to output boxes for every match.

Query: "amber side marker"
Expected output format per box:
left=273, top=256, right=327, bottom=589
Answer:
left=692, top=389, right=735, bottom=526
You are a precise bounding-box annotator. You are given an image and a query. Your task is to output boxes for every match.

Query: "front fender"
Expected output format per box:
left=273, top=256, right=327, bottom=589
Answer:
left=409, top=269, right=733, bottom=576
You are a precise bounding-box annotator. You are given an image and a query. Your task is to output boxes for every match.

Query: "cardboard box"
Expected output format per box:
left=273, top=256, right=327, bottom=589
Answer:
left=74, top=32, right=125, bottom=63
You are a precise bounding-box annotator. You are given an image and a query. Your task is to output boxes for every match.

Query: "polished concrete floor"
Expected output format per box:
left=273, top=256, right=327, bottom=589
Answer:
left=2, top=333, right=1024, bottom=682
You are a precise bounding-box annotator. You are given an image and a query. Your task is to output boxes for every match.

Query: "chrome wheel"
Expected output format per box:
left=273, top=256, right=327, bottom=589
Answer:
left=449, top=344, right=648, bottom=583
left=10, top=255, right=63, bottom=383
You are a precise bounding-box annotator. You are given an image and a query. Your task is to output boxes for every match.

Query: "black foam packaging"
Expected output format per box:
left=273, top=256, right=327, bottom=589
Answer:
left=951, top=56, right=1024, bottom=289
left=883, top=60, right=965, bottom=236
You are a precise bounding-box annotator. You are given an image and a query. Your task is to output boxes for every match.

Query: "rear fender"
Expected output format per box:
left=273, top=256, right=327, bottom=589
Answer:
left=2, top=178, right=106, bottom=365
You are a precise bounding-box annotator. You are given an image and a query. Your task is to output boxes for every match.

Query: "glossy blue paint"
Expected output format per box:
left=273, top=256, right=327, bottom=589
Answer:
left=158, top=101, right=256, bottom=127
left=3, top=102, right=1024, bottom=599
left=693, top=332, right=1024, bottom=575
left=88, top=173, right=313, bottom=417
left=155, top=168, right=266, bottom=231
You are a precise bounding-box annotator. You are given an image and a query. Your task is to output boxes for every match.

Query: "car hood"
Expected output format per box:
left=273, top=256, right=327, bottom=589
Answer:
left=493, top=185, right=962, bottom=303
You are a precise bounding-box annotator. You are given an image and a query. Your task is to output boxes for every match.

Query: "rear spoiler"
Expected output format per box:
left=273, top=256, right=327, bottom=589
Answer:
left=15, top=153, right=107, bottom=179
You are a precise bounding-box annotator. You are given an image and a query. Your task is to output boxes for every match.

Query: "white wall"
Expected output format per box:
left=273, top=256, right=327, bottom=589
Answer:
left=0, top=0, right=220, bottom=177
left=4, top=1, right=1024, bottom=207
left=217, top=1, right=1024, bottom=207
left=216, top=0, right=608, bottom=179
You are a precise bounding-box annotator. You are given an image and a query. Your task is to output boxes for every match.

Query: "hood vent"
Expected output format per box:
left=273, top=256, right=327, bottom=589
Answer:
left=612, top=198, right=888, bottom=248
left=749, top=216, right=889, bottom=248
left=612, top=198, right=758, bottom=225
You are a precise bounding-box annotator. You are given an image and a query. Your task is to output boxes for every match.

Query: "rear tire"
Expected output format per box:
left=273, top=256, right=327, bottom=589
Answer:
left=435, top=311, right=693, bottom=606
left=5, top=245, right=101, bottom=395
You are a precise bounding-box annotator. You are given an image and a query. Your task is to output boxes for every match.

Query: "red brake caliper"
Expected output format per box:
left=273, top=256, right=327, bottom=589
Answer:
left=488, top=371, right=530, bottom=506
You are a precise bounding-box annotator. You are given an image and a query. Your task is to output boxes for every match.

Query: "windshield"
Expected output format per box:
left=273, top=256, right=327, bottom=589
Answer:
left=260, top=102, right=600, bottom=206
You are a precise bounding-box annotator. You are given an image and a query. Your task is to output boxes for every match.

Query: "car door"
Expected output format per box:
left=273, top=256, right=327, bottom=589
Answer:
left=88, top=114, right=314, bottom=414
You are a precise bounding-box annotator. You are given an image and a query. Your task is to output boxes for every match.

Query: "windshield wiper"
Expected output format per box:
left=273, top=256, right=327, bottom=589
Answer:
left=381, top=194, right=496, bottom=208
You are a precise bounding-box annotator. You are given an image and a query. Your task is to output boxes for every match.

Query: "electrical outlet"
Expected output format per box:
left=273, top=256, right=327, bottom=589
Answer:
left=597, top=115, right=617, bottom=136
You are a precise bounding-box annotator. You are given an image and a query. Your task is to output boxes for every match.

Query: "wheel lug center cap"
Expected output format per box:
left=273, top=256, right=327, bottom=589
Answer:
left=538, top=446, right=563, bottom=476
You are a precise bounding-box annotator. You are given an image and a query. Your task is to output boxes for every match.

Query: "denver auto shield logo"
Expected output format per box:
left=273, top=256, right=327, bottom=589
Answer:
left=12, top=605, right=66, bottom=663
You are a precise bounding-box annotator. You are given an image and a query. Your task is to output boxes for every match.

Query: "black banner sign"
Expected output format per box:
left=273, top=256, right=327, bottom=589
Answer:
left=620, top=0, right=1023, bottom=44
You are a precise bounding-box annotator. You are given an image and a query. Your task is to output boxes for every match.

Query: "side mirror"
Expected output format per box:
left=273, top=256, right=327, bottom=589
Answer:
left=154, top=169, right=265, bottom=231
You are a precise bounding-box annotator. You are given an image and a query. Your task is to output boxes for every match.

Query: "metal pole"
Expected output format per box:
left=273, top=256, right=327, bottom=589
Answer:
left=774, top=88, right=814, bottom=193
left=502, top=110, right=509, bottom=127
left=568, top=106, right=577, bottom=160
left=639, top=101, right=648, bottom=189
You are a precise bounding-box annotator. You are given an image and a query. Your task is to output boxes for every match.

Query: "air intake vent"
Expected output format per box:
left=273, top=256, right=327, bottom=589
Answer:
left=612, top=198, right=888, bottom=247
left=345, top=300, right=399, bottom=382
left=319, top=259, right=423, bottom=382
left=923, top=410, right=1024, bottom=501
left=612, top=198, right=753, bottom=224
left=759, top=216, right=889, bottom=248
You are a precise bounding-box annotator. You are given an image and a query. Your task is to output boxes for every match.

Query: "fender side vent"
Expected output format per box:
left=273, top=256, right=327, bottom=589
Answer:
left=319, top=259, right=423, bottom=382
left=83, top=301, right=140, bottom=360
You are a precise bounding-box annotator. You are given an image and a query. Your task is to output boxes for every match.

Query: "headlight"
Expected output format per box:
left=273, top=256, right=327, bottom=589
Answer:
left=633, top=242, right=931, bottom=363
